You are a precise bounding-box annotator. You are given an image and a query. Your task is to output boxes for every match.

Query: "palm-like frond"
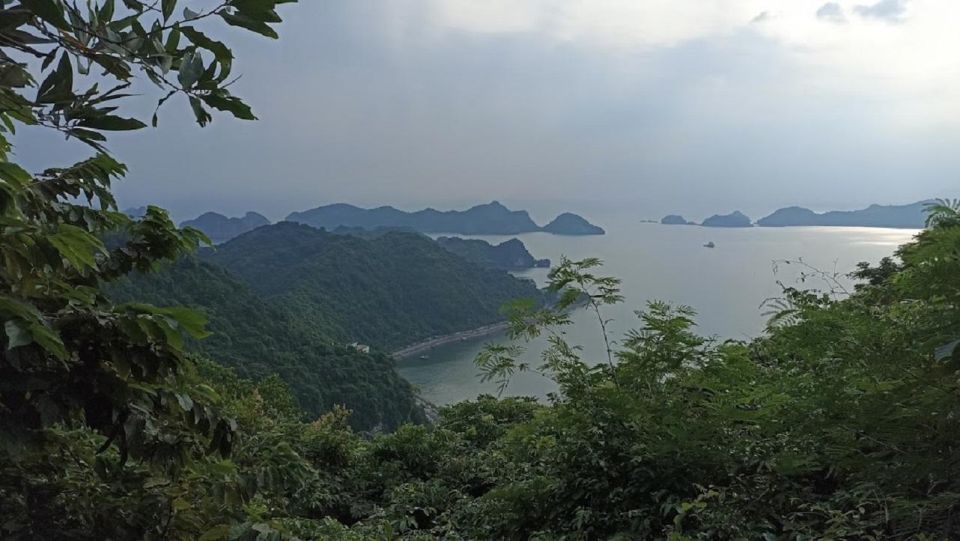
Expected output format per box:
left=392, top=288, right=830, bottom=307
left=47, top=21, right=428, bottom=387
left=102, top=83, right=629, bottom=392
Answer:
left=924, top=198, right=960, bottom=229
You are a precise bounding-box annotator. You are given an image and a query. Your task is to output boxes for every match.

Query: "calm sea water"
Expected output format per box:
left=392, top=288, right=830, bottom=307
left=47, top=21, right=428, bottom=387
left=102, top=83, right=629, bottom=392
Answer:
left=399, top=216, right=918, bottom=405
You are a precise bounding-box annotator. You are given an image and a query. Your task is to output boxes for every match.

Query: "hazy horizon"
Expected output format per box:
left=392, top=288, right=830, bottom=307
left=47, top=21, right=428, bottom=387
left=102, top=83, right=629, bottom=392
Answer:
left=19, top=0, right=960, bottom=222
left=158, top=196, right=938, bottom=228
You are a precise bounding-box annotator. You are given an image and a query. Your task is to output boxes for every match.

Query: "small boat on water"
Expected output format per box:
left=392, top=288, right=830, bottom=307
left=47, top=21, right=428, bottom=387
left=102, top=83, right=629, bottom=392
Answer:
left=703, top=241, right=715, bottom=248
left=419, top=354, right=429, bottom=360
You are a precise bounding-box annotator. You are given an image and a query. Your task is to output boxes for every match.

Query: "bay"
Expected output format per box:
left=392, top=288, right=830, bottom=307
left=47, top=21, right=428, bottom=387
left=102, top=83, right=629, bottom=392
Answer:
left=399, top=215, right=917, bottom=405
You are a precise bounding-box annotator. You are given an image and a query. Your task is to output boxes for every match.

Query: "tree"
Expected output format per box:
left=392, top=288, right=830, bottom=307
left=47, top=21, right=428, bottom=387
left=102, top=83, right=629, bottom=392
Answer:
left=925, top=198, right=960, bottom=229
left=1, top=0, right=294, bottom=536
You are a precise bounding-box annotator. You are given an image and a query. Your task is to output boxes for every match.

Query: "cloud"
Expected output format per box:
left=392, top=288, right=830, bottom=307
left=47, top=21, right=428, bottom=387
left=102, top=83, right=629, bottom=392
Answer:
left=816, top=2, right=847, bottom=23
left=853, top=0, right=908, bottom=22
left=14, top=0, right=960, bottom=220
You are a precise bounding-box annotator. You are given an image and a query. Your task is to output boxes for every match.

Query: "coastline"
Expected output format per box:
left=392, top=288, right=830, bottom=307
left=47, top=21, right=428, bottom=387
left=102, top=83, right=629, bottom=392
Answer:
left=392, top=321, right=509, bottom=360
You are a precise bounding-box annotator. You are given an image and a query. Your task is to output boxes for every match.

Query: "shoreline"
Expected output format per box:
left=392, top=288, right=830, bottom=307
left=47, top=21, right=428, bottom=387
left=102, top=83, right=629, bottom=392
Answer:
left=392, top=321, right=510, bottom=360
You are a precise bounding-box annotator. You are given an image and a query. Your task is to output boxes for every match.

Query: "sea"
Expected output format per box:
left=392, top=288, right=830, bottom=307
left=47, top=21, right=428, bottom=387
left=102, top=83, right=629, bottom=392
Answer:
left=397, top=213, right=918, bottom=406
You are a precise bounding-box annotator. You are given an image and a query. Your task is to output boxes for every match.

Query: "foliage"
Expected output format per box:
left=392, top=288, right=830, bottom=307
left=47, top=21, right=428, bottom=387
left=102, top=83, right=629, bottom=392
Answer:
left=1, top=0, right=294, bottom=537
left=6, top=213, right=960, bottom=538
left=107, top=256, right=427, bottom=430
left=924, top=198, right=960, bottom=229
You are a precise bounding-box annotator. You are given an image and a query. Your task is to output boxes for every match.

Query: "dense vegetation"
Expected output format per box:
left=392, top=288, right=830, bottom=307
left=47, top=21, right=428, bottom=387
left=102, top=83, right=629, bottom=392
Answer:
left=202, top=222, right=544, bottom=349
left=107, top=257, right=425, bottom=430
left=0, top=0, right=301, bottom=538
left=11, top=203, right=959, bottom=539
left=107, top=223, right=543, bottom=428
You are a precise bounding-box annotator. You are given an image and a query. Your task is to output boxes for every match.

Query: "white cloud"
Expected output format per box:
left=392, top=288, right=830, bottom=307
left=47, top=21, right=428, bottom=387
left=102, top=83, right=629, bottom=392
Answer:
left=424, top=0, right=960, bottom=123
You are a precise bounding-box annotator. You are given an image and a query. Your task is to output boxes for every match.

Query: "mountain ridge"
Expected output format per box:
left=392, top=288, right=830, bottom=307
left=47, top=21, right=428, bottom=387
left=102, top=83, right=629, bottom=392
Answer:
left=286, top=201, right=603, bottom=236
left=756, top=201, right=930, bottom=228
left=180, top=211, right=271, bottom=243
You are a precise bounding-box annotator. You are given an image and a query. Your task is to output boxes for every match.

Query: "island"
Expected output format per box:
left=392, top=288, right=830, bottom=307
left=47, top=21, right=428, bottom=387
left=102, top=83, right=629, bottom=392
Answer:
left=701, top=211, right=753, bottom=228
left=757, top=201, right=929, bottom=229
left=436, top=237, right=550, bottom=270
left=661, top=214, right=694, bottom=225
left=286, top=201, right=604, bottom=236
left=180, top=211, right=271, bottom=243
left=542, top=212, right=606, bottom=235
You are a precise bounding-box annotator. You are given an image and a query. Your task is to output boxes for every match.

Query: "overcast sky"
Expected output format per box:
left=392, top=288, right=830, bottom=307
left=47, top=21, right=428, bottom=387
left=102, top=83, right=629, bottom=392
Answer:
left=18, top=0, right=960, bottom=222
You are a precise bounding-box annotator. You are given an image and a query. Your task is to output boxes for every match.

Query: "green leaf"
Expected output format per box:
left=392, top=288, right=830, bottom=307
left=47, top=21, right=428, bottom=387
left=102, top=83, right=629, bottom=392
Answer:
left=0, top=10, right=32, bottom=31
left=218, top=12, right=278, bottom=39
left=177, top=49, right=203, bottom=89
left=161, top=0, right=176, bottom=21
left=181, top=26, right=233, bottom=82
left=91, top=53, right=133, bottom=80
left=20, top=0, right=70, bottom=30
left=0, top=296, right=42, bottom=321
left=0, top=161, right=32, bottom=188
left=49, top=223, right=107, bottom=271
left=77, top=114, right=147, bottom=131
left=122, top=303, right=210, bottom=339
left=165, top=24, right=181, bottom=50
left=201, top=93, right=256, bottom=120
left=27, top=321, right=67, bottom=359
left=176, top=392, right=194, bottom=412
left=121, top=0, right=144, bottom=13
left=36, top=53, right=73, bottom=103
left=98, top=0, right=116, bottom=22
left=189, top=96, right=211, bottom=126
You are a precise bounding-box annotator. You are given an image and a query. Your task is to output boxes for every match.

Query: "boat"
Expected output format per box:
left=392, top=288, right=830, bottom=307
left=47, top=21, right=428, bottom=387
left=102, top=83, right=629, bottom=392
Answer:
left=703, top=241, right=715, bottom=248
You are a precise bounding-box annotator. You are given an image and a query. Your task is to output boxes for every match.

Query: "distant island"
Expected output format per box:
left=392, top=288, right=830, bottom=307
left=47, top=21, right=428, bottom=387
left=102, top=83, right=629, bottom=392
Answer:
left=437, top=236, right=550, bottom=270
left=286, top=201, right=604, bottom=236
left=660, top=201, right=932, bottom=230
left=702, top=211, right=753, bottom=228
left=756, top=201, right=929, bottom=228
left=123, top=206, right=148, bottom=219
left=661, top=214, right=694, bottom=225
left=542, top=212, right=605, bottom=235
left=180, top=211, right=271, bottom=243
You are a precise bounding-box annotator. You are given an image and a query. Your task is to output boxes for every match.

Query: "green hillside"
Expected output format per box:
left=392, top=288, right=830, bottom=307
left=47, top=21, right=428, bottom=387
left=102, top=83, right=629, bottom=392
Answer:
left=108, top=257, right=425, bottom=430
left=203, top=222, right=543, bottom=349
left=106, top=224, right=544, bottom=429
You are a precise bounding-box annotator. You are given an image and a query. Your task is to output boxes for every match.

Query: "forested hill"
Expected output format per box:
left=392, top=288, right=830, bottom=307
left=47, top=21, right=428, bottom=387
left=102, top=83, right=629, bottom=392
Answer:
left=203, top=222, right=544, bottom=349
left=107, top=257, right=425, bottom=430
left=108, top=223, right=543, bottom=427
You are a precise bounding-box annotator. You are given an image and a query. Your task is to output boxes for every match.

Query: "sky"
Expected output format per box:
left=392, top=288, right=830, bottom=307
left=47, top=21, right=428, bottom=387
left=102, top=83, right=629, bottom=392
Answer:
left=17, top=0, right=960, bottom=223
